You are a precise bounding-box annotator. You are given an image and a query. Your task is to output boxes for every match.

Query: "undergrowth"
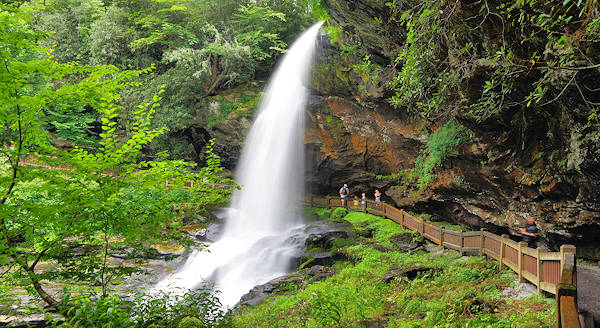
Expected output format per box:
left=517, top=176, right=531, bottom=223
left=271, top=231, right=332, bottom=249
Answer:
left=412, top=121, right=469, bottom=189
left=207, top=93, right=260, bottom=127
left=231, top=211, right=555, bottom=328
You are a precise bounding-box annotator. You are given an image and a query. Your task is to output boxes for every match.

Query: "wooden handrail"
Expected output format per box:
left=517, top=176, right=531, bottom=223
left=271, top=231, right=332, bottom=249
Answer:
left=556, top=248, right=580, bottom=328
left=305, top=196, right=580, bottom=326
left=303, top=196, right=577, bottom=297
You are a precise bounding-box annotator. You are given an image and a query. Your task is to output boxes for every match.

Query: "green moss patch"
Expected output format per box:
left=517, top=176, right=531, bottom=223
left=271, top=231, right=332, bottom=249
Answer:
left=231, top=211, right=555, bottom=327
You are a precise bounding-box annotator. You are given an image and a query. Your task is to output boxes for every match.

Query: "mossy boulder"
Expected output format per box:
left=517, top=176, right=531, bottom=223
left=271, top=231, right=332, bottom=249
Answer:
left=330, top=207, right=349, bottom=221
left=389, top=232, right=422, bottom=251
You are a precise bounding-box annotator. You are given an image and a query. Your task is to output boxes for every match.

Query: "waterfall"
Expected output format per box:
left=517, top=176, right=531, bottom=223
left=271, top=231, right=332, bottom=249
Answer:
left=155, top=22, right=323, bottom=307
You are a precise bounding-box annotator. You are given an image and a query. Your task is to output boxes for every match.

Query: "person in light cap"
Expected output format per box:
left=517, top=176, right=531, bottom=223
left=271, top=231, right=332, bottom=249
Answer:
left=339, top=184, right=349, bottom=206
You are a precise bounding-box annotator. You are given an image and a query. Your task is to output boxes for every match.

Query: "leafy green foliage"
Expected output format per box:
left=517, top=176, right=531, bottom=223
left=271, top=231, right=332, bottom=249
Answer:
left=388, top=0, right=453, bottom=117
left=207, top=93, right=260, bottom=128
left=388, top=0, right=600, bottom=124
left=0, top=3, right=234, bottom=310
left=37, top=0, right=105, bottom=62
left=45, top=104, right=100, bottom=147
left=413, top=121, right=469, bottom=188
left=352, top=55, right=383, bottom=99
left=44, top=287, right=229, bottom=328
left=233, top=5, right=287, bottom=68
left=177, top=316, right=204, bottom=328
left=31, top=0, right=317, bottom=159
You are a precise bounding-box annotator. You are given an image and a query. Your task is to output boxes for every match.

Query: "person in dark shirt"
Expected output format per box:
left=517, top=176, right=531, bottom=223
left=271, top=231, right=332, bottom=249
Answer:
left=521, top=216, right=538, bottom=248
left=339, top=184, right=349, bottom=206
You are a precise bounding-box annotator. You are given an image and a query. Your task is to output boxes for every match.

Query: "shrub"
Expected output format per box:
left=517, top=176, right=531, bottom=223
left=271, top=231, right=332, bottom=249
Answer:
left=177, top=317, right=203, bottom=328
left=413, top=120, right=469, bottom=188
left=44, top=286, right=228, bottom=328
left=330, top=207, right=348, bottom=221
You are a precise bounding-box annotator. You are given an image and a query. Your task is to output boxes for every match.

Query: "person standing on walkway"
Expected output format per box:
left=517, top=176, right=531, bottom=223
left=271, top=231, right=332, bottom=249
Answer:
left=361, top=192, right=366, bottom=206
left=521, top=216, right=538, bottom=248
left=339, top=184, right=349, bottom=206
left=374, top=189, right=381, bottom=202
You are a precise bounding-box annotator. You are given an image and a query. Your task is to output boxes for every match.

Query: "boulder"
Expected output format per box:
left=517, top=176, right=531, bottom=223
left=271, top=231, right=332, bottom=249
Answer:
left=0, top=313, right=64, bottom=328
left=302, top=251, right=348, bottom=267
left=305, top=230, right=350, bottom=249
left=357, top=319, right=387, bottom=328
left=110, top=246, right=146, bottom=259
left=239, top=273, right=304, bottom=307
left=262, top=274, right=303, bottom=293
left=238, top=293, right=270, bottom=307
left=388, top=233, right=422, bottom=251
left=203, top=222, right=224, bottom=242
left=307, top=265, right=335, bottom=281
left=380, top=266, right=435, bottom=283
left=150, top=243, right=185, bottom=256
left=371, top=243, right=393, bottom=253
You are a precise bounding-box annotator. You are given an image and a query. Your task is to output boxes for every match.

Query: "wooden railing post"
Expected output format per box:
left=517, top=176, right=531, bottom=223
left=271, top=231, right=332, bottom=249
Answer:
left=459, top=230, right=464, bottom=255
left=419, top=219, right=425, bottom=237
left=479, top=228, right=485, bottom=256
left=440, top=227, right=445, bottom=249
left=537, top=247, right=547, bottom=295
left=560, top=245, right=577, bottom=287
left=556, top=246, right=579, bottom=328
left=499, top=234, right=508, bottom=269
left=518, top=241, right=527, bottom=283
left=399, top=210, right=404, bottom=227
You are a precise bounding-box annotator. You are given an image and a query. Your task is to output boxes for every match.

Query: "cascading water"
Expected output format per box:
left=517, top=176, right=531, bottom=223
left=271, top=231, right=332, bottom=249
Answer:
left=155, top=22, right=324, bottom=307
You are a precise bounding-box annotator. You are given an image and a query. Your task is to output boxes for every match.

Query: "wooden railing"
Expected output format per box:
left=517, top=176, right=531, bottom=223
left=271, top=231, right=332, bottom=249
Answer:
left=556, top=248, right=580, bottom=328
left=303, top=195, right=576, bottom=297
left=305, top=195, right=581, bottom=327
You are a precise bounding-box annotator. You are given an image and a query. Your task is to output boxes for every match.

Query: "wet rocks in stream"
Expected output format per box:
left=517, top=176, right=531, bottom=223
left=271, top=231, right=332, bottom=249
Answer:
left=239, top=265, right=335, bottom=307
left=300, top=220, right=355, bottom=268
left=305, top=229, right=350, bottom=249
left=239, top=221, right=354, bottom=307
left=301, top=250, right=349, bottom=267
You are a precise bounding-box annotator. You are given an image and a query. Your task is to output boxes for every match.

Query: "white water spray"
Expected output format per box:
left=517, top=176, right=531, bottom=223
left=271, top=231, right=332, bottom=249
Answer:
left=155, top=22, right=323, bottom=307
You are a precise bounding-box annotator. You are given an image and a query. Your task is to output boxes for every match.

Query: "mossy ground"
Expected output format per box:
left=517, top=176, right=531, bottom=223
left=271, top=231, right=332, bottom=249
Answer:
left=231, top=211, right=555, bottom=327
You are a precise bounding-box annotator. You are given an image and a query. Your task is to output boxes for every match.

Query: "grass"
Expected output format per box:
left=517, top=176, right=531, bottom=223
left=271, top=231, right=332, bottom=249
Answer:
left=303, top=206, right=333, bottom=222
left=231, top=211, right=555, bottom=328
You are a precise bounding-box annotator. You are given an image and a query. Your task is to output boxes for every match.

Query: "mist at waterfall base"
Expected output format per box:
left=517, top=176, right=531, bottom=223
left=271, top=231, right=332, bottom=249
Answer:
left=154, top=22, right=324, bottom=307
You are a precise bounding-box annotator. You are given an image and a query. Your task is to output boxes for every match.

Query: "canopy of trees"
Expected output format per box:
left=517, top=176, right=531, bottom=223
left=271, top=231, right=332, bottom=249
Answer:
left=0, top=0, right=319, bottom=323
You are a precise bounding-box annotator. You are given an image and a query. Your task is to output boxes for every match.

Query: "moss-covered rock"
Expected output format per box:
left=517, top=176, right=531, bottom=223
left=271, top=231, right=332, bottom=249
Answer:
left=330, top=207, right=349, bottom=221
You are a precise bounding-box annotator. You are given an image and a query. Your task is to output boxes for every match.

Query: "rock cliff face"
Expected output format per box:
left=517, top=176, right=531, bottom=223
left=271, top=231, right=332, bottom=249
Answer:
left=305, top=0, right=600, bottom=258
left=161, top=83, right=258, bottom=171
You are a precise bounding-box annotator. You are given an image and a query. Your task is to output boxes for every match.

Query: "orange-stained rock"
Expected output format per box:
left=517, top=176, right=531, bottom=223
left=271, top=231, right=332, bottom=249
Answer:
left=305, top=96, right=424, bottom=194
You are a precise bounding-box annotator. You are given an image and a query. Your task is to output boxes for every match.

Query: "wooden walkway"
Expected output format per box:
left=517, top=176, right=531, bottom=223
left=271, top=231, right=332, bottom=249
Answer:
left=303, top=195, right=582, bottom=328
